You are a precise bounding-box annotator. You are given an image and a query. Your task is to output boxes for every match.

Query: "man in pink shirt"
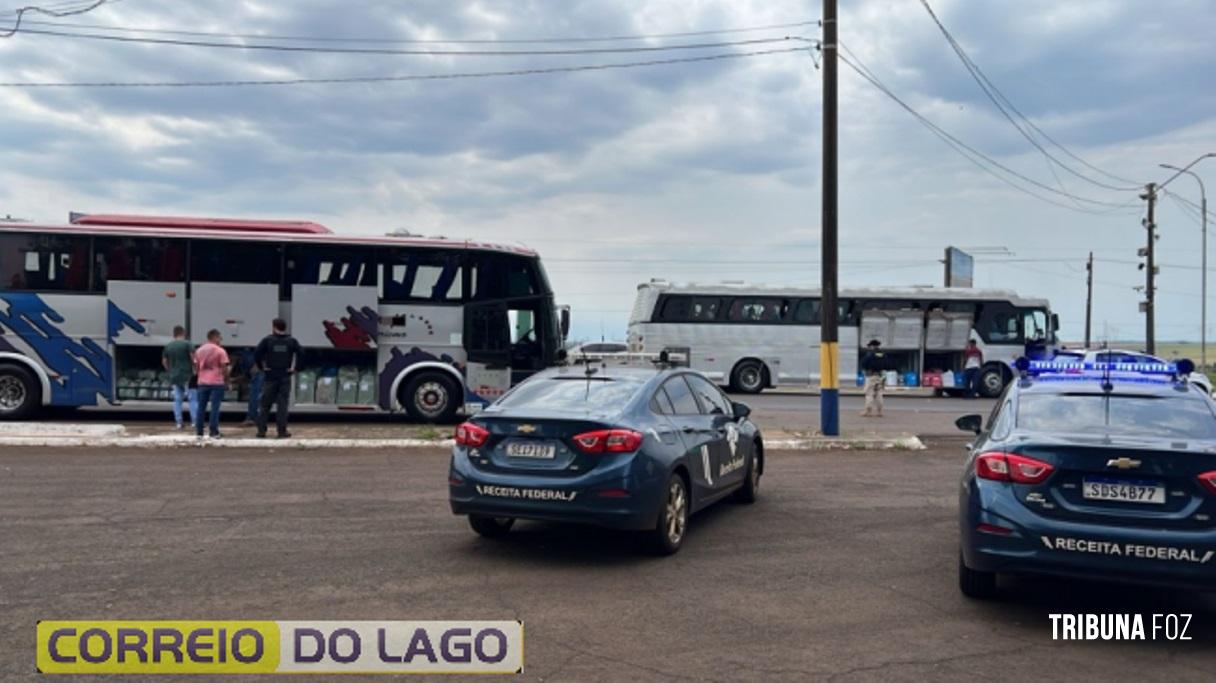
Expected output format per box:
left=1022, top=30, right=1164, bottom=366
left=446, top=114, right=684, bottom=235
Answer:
left=193, top=329, right=231, bottom=438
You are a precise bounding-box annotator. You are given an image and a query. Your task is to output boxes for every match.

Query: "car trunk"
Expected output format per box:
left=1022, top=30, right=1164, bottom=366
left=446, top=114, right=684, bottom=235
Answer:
left=469, top=414, right=618, bottom=478
left=1016, top=438, right=1216, bottom=530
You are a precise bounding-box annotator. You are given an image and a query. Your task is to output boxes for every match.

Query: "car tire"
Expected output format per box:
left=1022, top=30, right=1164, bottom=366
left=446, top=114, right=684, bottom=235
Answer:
left=468, top=515, right=515, bottom=538
left=0, top=364, right=40, bottom=420
left=401, top=371, right=460, bottom=423
left=976, top=366, right=1006, bottom=399
left=647, top=474, right=689, bottom=555
left=734, top=445, right=761, bottom=504
left=958, top=552, right=997, bottom=599
left=730, top=360, right=766, bottom=394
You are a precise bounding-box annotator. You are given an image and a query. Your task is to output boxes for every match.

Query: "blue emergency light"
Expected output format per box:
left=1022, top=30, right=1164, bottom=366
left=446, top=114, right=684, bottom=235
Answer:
left=1014, top=357, right=1196, bottom=382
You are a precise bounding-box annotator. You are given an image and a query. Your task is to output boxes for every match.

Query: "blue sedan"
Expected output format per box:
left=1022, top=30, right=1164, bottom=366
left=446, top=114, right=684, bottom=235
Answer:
left=448, top=365, right=763, bottom=554
left=956, top=359, right=1216, bottom=598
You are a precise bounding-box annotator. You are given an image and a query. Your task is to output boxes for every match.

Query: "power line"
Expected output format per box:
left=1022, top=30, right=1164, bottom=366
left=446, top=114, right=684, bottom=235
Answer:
left=0, top=0, right=105, bottom=38
left=4, top=17, right=819, bottom=44
left=5, top=25, right=801, bottom=56
left=916, top=0, right=1142, bottom=192
left=836, top=46, right=1139, bottom=215
left=0, top=46, right=811, bottom=87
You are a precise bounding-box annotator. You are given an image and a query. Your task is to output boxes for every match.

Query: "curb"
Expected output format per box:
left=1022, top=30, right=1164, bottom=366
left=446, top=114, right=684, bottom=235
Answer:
left=0, top=422, right=127, bottom=437
left=0, top=435, right=925, bottom=451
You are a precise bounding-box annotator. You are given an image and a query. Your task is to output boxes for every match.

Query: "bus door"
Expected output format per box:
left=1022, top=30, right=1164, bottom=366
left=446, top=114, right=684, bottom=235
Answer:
left=190, top=282, right=278, bottom=346
left=464, top=298, right=550, bottom=387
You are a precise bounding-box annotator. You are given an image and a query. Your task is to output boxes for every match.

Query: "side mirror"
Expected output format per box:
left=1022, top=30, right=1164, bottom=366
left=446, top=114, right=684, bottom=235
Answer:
left=955, top=414, right=983, bottom=434
left=559, top=307, right=571, bottom=339
left=732, top=401, right=752, bottom=421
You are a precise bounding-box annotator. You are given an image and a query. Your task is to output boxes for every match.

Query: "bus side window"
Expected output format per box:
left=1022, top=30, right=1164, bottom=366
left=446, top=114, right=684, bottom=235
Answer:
left=976, top=302, right=1020, bottom=343
left=285, top=245, right=375, bottom=297
left=793, top=299, right=821, bottom=325
left=382, top=249, right=463, bottom=303
left=93, top=237, right=185, bottom=290
left=0, top=233, right=90, bottom=292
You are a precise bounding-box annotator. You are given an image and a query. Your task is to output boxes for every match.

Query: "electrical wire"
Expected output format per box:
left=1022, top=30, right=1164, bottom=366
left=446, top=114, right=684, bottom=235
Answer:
left=4, top=25, right=800, bottom=56
left=916, top=0, right=1143, bottom=192
left=0, top=0, right=105, bottom=38
left=0, top=46, right=811, bottom=87
left=837, top=46, right=1139, bottom=215
left=2, top=16, right=819, bottom=44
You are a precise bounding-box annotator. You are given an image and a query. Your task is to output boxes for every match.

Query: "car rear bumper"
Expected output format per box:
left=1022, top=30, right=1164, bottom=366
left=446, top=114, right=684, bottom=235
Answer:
left=961, top=480, right=1216, bottom=589
left=448, top=449, right=664, bottom=531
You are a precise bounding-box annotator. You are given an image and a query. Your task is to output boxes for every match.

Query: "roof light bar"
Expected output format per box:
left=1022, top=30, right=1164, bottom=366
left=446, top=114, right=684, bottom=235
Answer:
left=1015, top=357, right=1196, bottom=379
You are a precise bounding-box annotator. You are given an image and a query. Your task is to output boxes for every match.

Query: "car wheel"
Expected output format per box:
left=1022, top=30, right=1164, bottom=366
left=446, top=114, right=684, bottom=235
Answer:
left=977, top=367, right=1006, bottom=399
left=401, top=371, right=460, bottom=423
left=958, top=552, right=997, bottom=599
left=647, top=474, right=689, bottom=555
left=468, top=515, right=515, bottom=538
left=0, top=364, right=40, bottom=420
left=734, top=445, right=761, bottom=504
left=730, top=360, right=766, bottom=394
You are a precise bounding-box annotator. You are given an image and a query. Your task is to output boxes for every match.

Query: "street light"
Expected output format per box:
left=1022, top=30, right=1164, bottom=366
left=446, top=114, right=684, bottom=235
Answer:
left=1160, top=154, right=1215, bottom=370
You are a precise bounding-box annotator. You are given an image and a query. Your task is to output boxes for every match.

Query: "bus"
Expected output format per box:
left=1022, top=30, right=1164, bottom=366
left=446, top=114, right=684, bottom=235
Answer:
left=627, top=280, right=1057, bottom=398
left=0, top=214, right=568, bottom=421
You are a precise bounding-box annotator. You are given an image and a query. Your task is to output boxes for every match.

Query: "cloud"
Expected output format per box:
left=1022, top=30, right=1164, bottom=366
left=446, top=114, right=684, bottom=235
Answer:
left=0, top=0, right=1213, bottom=343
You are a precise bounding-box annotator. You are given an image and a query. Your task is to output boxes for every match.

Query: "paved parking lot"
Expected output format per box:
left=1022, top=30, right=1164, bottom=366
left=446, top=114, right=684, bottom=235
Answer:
left=2, top=443, right=1214, bottom=681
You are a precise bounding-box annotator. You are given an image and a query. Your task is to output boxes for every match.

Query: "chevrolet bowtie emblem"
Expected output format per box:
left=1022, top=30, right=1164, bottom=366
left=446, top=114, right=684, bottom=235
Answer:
left=1107, top=457, right=1142, bottom=470
left=516, top=424, right=538, bottom=434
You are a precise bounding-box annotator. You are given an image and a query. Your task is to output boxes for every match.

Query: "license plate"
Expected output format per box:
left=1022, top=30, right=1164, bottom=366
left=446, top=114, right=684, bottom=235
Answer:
left=505, top=442, right=556, bottom=459
left=1082, top=477, right=1165, bottom=504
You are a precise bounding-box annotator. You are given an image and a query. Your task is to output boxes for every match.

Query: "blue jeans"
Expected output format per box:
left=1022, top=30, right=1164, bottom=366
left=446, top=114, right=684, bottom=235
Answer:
left=963, top=368, right=979, bottom=398
left=171, top=383, right=198, bottom=427
left=246, top=372, right=264, bottom=421
left=195, top=385, right=225, bottom=436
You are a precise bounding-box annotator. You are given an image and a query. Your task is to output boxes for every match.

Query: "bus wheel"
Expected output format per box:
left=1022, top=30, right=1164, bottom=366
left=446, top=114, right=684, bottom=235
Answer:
left=0, top=364, right=40, bottom=420
left=730, top=360, right=766, bottom=394
left=401, top=371, right=460, bottom=423
left=977, top=366, right=1006, bottom=399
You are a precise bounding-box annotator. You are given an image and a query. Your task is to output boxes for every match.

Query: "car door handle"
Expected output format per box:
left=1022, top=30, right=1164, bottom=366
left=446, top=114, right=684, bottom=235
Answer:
left=681, top=426, right=701, bottom=434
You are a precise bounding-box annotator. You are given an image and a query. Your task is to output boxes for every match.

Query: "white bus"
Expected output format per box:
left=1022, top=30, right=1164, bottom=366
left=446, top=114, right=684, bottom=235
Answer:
left=627, top=280, right=1056, bottom=398
left=0, top=214, right=568, bottom=421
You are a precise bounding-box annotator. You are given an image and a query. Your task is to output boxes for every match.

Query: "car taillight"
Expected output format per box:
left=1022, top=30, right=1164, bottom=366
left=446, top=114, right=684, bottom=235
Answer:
left=1198, top=471, right=1216, bottom=495
left=454, top=422, right=490, bottom=447
left=571, top=429, right=644, bottom=454
left=975, top=452, right=1054, bottom=484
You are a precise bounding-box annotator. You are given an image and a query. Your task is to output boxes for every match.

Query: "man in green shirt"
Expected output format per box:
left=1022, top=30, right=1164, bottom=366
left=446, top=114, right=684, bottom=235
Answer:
left=162, top=326, right=196, bottom=429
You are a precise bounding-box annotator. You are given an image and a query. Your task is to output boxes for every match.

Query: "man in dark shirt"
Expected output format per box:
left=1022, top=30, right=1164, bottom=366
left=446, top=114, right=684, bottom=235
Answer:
left=860, top=339, right=886, bottom=417
left=254, top=318, right=303, bottom=439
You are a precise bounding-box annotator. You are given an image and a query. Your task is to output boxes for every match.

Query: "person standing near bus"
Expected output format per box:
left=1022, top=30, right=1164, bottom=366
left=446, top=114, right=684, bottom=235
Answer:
left=193, top=329, right=230, bottom=439
left=962, top=339, right=984, bottom=399
left=254, top=318, right=302, bottom=439
left=161, top=326, right=195, bottom=430
left=238, top=347, right=264, bottom=427
left=860, top=339, right=886, bottom=418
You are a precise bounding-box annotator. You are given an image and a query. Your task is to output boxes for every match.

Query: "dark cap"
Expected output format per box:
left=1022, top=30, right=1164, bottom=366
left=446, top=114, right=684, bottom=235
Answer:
left=867, top=339, right=882, bottom=348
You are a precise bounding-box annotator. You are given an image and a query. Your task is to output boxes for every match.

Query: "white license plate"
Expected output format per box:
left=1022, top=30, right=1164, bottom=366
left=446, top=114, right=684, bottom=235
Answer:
left=505, top=442, right=556, bottom=459
left=1082, top=477, right=1165, bottom=504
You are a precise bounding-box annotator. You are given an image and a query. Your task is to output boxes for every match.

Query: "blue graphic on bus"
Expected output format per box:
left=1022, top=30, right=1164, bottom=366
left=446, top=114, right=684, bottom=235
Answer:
left=0, top=293, right=145, bottom=406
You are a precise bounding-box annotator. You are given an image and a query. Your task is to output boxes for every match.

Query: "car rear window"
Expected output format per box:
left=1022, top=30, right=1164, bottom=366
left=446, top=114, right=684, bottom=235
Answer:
left=1017, top=393, right=1216, bottom=439
left=496, top=377, right=645, bottom=412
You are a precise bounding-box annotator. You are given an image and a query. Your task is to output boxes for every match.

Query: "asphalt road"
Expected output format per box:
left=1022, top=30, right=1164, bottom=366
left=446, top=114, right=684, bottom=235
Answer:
left=3, top=444, right=1213, bottom=682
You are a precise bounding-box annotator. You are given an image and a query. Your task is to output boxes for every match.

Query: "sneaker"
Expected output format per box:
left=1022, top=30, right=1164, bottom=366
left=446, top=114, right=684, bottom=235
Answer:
left=210, top=433, right=222, bottom=440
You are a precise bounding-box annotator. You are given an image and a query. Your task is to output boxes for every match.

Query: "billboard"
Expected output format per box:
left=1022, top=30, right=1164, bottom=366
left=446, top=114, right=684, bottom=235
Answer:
left=944, top=247, right=974, bottom=288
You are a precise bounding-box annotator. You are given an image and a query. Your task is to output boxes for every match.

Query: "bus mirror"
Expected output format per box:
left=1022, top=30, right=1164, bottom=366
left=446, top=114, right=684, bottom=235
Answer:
left=559, top=307, right=571, bottom=339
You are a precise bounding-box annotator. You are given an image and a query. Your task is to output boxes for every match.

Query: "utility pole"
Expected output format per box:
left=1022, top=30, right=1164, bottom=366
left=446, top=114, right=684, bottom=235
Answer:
left=820, top=0, right=840, bottom=436
left=1143, top=183, right=1157, bottom=355
left=1084, top=251, right=1093, bottom=349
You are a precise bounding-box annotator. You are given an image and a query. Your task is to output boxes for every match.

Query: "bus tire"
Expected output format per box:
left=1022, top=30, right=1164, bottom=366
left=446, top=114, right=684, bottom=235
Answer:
left=729, top=359, right=767, bottom=394
left=0, top=363, right=40, bottom=420
left=977, top=365, right=1007, bottom=399
left=401, top=371, right=460, bottom=423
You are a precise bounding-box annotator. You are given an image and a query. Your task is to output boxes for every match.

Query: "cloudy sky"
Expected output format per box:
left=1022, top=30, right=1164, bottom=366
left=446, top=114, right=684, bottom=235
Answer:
left=1, top=0, right=1214, bottom=343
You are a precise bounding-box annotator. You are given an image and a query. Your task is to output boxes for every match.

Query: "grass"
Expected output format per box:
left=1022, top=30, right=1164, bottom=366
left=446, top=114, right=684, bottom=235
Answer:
left=415, top=426, right=444, bottom=441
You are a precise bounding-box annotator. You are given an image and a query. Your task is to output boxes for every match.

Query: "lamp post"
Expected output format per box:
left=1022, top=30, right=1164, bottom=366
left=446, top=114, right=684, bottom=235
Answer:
left=1159, top=153, right=1215, bottom=370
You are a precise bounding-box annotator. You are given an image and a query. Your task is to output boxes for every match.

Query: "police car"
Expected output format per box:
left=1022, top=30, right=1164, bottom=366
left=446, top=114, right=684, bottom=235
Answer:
left=956, top=358, right=1216, bottom=598
left=448, top=363, right=763, bottom=554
